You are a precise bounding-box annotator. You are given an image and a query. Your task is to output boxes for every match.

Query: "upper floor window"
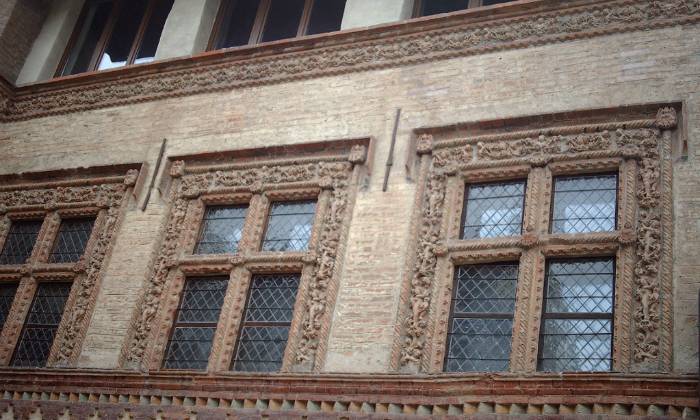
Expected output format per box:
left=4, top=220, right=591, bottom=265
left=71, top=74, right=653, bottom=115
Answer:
left=57, top=0, right=174, bottom=76
left=210, top=0, right=347, bottom=50
left=195, top=205, right=248, bottom=255
left=551, top=174, right=617, bottom=234
left=415, top=0, right=514, bottom=16
left=0, top=220, right=42, bottom=265
left=461, top=181, right=525, bottom=239
left=49, top=218, right=96, bottom=263
left=262, top=200, right=316, bottom=252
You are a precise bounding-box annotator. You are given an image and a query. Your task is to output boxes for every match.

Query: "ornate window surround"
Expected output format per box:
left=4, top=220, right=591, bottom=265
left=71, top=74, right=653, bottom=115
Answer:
left=121, top=139, right=369, bottom=373
left=395, top=105, right=679, bottom=374
left=0, top=165, right=141, bottom=368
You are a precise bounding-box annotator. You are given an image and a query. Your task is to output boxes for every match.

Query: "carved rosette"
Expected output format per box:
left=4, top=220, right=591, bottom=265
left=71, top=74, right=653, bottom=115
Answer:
left=123, top=155, right=356, bottom=370
left=400, top=109, right=675, bottom=373
left=0, top=170, right=135, bottom=366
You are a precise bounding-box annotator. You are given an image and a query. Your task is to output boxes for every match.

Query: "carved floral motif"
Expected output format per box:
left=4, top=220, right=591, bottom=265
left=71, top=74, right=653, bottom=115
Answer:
left=3, top=0, right=699, bottom=121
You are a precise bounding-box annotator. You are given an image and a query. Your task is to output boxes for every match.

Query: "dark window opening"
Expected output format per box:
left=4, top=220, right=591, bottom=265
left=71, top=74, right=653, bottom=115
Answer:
left=0, top=220, right=43, bottom=265
left=0, top=283, right=18, bottom=332
left=163, top=277, right=229, bottom=370
left=58, top=0, right=174, bottom=76
left=195, top=206, right=248, bottom=255
left=49, top=218, right=95, bottom=264
left=211, top=0, right=346, bottom=50
left=551, top=174, right=617, bottom=234
left=537, top=258, right=614, bottom=372
left=231, top=273, right=300, bottom=372
left=262, top=201, right=316, bottom=252
left=415, top=0, right=516, bottom=16
left=11, top=283, right=72, bottom=367
left=461, top=181, right=526, bottom=239
left=444, top=263, right=518, bottom=372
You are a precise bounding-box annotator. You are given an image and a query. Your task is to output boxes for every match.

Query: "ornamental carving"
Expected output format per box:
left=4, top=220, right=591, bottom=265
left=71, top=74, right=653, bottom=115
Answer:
left=0, top=168, right=137, bottom=366
left=123, top=144, right=364, bottom=371
left=399, top=107, right=676, bottom=373
left=2, top=0, right=699, bottom=121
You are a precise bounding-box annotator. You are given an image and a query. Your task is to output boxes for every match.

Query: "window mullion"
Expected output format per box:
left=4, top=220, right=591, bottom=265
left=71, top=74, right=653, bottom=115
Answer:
left=249, top=0, right=272, bottom=45
left=87, top=0, right=123, bottom=72
left=297, top=0, right=315, bottom=37
left=126, top=0, right=157, bottom=65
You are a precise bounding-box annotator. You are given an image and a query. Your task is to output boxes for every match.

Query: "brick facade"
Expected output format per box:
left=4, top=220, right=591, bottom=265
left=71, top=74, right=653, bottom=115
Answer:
left=0, top=0, right=698, bottom=418
left=0, top=0, right=47, bottom=83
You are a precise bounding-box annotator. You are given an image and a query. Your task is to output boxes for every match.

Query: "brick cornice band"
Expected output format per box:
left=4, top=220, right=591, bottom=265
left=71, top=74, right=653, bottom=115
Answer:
left=0, top=0, right=698, bottom=121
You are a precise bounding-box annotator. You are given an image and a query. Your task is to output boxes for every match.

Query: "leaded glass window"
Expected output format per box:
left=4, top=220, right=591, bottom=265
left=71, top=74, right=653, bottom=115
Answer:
left=445, top=263, right=518, bottom=372
left=11, top=283, right=72, bottom=367
left=538, top=258, right=614, bottom=372
left=262, top=201, right=316, bottom=252
left=162, top=277, right=228, bottom=370
left=551, top=175, right=617, bottom=234
left=461, top=181, right=525, bottom=239
left=232, top=273, right=300, bottom=372
left=0, top=220, right=43, bottom=265
left=195, top=206, right=248, bottom=254
left=0, top=283, right=18, bottom=331
left=49, top=218, right=95, bottom=263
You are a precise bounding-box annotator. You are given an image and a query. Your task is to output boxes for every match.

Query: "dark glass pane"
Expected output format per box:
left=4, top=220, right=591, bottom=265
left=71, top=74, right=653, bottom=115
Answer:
left=538, top=319, right=612, bottom=372
left=232, top=274, right=300, bottom=372
left=176, top=277, right=228, bottom=323
left=421, top=0, right=470, bottom=16
left=49, top=218, right=95, bottom=264
left=163, top=277, right=228, bottom=370
left=62, top=0, right=114, bottom=76
left=162, top=327, right=216, bottom=370
left=195, top=206, right=248, bottom=255
left=545, top=259, right=614, bottom=314
left=306, top=0, right=346, bottom=35
left=97, top=0, right=149, bottom=70
left=0, top=283, right=18, bottom=331
left=262, top=201, right=316, bottom=251
left=462, top=181, right=525, bottom=239
left=135, top=0, right=174, bottom=64
left=453, top=264, right=518, bottom=314
left=538, top=258, right=614, bottom=372
left=445, top=318, right=513, bottom=372
left=244, top=274, right=299, bottom=323
left=445, top=263, right=517, bottom=372
left=216, top=0, right=261, bottom=49
left=260, top=0, right=305, bottom=43
left=551, top=175, right=617, bottom=234
left=482, top=0, right=513, bottom=5
left=12, top=283, right=71, bottom=367
left=0, top=220, right=42, bottom=265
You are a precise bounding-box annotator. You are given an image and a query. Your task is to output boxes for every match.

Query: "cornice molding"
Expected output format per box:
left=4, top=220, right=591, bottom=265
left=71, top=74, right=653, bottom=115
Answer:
left=1, top=0, right=698, bottom=122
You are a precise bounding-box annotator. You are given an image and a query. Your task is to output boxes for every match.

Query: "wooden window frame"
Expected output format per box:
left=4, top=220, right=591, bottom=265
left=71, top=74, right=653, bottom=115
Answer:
left=208, top=0, right=333, bottom=51
left=55, top=0, right=165, bottom=77
left=412, top=0, right=510, bottom=17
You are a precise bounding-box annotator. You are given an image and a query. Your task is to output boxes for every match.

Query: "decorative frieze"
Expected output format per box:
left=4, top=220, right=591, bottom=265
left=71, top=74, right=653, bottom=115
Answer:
left=122, top=142, right=366, bottom=372
left=398, top=107, right=677, bottom=373
left=1, top=0, right=699, bottom=121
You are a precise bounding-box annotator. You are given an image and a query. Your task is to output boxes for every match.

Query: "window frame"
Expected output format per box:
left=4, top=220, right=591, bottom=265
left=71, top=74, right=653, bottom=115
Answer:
left=412, top=0, right=511, bottom=18
left=460, top=179, right=527, bottom=240
left=536, top=257, right=616, bottom=372
left=548, top=172, right=619, bottom=235
left=208, top=0, right=342, bottom=51
left=55, top=0, right=168, bottom=77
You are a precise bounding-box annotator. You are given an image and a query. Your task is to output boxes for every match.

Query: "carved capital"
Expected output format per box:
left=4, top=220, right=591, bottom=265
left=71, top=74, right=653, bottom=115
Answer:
left=521, top=232, right=539, bottom=249
left=416, top=134, right=433, bottom=155
left=655, top=107, right=677, bottom=130
left=124, top=169, right=140, bottom=187
left=249, top=181, right=264, bottom=194
left=348, top=145, right=368, bottom=165
left=619, top=227, right=637, bottom=246
left=318, top=177, right=334, bottom=190
left=0, top=204, right=6, bottom=215
left=170, top=161, right=186, bottom=178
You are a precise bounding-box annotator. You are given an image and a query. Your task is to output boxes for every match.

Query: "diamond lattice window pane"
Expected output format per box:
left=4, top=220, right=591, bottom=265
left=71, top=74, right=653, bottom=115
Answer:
left=11, top=283, right=71, bottom=367
left=538, top=319, right=612, bottom=372
left=445, top=263, right=518, bottom=373
left=545, top=259, right=614, bottom=314
left=551, top=175, right=617, bottom=234
left=49, top=218, right=95, bottom=263
left=163, top=277, right=228, bottom=370
left=231, top=274, right=300, bottom=372
left=0, top=220, right=43, bottom=265
left=195, top=206, right=248, bottom=255
left=262, top=201, right=316, bottom=251
left=538, top=258, right=614, bottom=372
left=462, top=181, right=525, bottom=239
left=0, top=283, right=18, bottom=331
